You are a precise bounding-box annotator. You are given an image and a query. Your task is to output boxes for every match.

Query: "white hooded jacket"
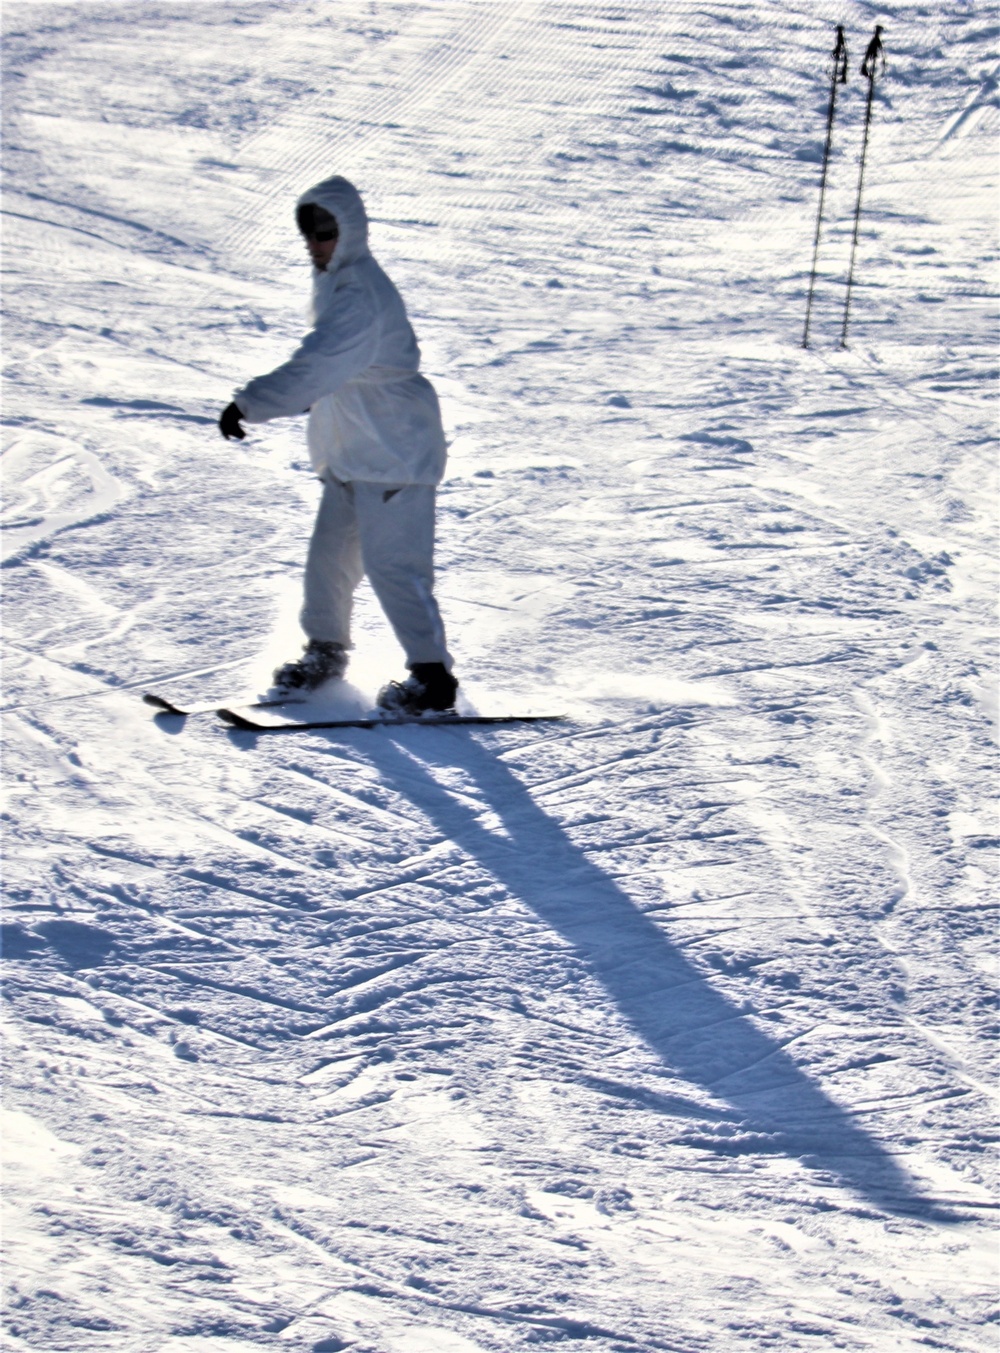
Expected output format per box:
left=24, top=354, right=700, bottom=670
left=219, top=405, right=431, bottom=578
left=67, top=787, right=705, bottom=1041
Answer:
left=234, top=177, right=447, bottom=486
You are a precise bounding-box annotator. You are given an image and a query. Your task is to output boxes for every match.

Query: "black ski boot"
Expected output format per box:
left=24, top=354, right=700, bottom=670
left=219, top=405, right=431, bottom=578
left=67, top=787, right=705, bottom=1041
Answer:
left=377, top=662, right=458, bottom=715
left=272, top=640, right=348, bottom=694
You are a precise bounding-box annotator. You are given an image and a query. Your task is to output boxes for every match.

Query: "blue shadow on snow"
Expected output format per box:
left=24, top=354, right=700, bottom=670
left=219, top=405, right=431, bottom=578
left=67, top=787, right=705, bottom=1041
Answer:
left=349, top=727, right=955, bottom=1222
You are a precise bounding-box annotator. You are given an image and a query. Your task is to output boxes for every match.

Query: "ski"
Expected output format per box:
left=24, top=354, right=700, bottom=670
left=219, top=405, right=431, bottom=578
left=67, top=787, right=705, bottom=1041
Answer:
left=215, top=706, right=565, bottom=732
left=144, top=692, right=305, bottom=717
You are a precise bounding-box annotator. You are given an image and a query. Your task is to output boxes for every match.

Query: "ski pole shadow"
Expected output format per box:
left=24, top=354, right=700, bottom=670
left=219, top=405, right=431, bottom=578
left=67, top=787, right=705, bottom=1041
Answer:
left=359, top=728, right=954, bottom=1221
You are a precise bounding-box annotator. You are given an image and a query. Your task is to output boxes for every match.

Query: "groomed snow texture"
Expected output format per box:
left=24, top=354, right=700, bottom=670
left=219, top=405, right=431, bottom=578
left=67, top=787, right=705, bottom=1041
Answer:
left=2, top=3, right=998, bottom=1351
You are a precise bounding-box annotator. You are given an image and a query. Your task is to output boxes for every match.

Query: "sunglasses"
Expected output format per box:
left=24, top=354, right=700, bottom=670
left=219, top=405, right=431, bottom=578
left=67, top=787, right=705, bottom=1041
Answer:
left=296, top=203, right=339, bottom=243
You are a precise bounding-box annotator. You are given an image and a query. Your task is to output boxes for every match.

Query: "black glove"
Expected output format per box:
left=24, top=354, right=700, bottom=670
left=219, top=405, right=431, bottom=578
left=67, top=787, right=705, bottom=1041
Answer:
left=219, top=402, right=246, bottom=441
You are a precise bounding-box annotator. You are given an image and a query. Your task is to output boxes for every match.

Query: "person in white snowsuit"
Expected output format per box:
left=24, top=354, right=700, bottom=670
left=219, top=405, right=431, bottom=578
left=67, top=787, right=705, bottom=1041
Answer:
left=219, top=175, right=456, bottom=713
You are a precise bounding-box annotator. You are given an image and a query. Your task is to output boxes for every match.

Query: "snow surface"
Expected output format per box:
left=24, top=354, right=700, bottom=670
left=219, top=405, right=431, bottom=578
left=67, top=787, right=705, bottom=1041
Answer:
left=2, top=2, right=998, bottom=1350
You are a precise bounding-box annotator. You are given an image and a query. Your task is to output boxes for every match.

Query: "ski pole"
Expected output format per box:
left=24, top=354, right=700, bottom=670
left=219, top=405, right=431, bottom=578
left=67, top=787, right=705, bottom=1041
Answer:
left=840, top=25, right=886, bottom=349
left=802, top=24, right=848, bottom=349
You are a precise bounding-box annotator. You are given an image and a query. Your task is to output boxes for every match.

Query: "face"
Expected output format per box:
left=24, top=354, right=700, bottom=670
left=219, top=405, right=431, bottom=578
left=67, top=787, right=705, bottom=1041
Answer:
left=304, top=233, right=338, bottom=270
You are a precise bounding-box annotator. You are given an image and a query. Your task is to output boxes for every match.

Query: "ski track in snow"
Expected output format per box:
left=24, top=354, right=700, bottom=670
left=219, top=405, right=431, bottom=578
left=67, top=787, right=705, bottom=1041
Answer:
left=2, top=2, right=997, bottom=1351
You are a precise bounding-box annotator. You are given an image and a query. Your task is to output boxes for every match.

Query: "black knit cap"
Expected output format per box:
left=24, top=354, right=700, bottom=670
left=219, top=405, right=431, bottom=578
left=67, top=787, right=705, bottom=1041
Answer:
left=296, top=202, right=338, bottom=240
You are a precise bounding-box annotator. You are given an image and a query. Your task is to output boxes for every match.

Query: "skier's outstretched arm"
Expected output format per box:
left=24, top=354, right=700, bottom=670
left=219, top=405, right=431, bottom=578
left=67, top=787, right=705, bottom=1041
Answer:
left=219, top=291, right=377, bottom=435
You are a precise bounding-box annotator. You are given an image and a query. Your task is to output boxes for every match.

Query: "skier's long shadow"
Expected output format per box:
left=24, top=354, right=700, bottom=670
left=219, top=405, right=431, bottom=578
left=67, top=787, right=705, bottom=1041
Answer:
left=362, top=728, right=951, bottom=1220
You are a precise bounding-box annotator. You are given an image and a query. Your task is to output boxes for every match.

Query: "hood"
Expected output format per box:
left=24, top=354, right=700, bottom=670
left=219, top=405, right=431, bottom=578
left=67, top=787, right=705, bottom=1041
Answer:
left=296, top=175, right=369, bottom=271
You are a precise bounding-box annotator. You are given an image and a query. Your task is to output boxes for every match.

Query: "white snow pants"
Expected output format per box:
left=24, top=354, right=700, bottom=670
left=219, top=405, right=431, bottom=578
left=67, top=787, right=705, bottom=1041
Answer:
left=301, top=474, right=452, bottom=670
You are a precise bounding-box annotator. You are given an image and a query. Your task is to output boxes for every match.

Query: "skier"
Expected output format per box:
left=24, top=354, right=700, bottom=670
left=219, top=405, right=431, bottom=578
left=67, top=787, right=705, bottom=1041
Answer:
left=218, top=175, right=457, bottom=715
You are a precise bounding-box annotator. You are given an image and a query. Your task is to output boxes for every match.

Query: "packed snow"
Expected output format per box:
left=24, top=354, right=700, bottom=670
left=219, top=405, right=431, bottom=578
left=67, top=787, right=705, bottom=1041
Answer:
left=2, top=2, right=997, bottom=1351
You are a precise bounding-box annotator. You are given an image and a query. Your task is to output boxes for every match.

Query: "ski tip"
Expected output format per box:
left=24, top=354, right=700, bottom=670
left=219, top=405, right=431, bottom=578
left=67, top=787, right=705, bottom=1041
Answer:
left=216, top=707, right=258, bottom=730
left=143, top=693, right=185, bottom=715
